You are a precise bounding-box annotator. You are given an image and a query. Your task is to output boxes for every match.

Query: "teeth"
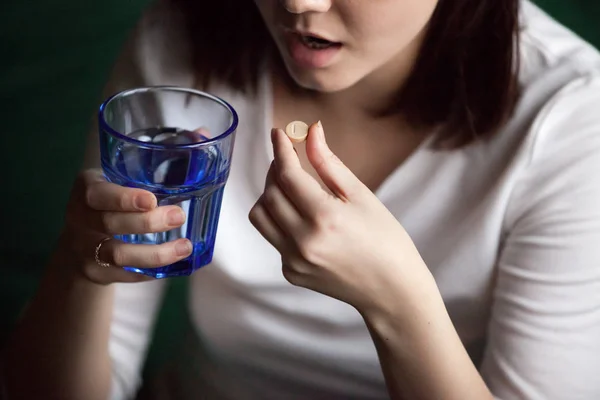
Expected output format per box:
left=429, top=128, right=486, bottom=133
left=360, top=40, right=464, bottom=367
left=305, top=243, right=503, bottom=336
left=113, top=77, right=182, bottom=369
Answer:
left=301, top=35, right=334, bottom=49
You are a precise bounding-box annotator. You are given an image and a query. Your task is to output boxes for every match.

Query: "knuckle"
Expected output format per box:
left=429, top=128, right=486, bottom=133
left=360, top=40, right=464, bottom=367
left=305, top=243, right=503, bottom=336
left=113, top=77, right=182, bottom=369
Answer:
left=142, top=213, right=158, bottom=233
left=263, top=187, right=278, bottom=206
left=319, top=147, right=341, bottom=166
left=282, top=265, right=300, bottom=285
left=277, top=169, right=294, bottom=188
left=111, top=245, right=126, bottom=266
left=149, top=247, right=170, bottom=267
left=75, top=170, right=100, bottom=188
left=315, top=206, right=343, bottom=233
left=328, top=151, right=342, bottom=164
left=297, top=235, right=324, bottom=265
left=84, top=185, right=97, bottom=208
left=100, top=212, right=116, bottom=233
left=248, top=204, right=261, bottom=225
left=81, top=267, right=107, bottom=286
left=118, top=192, right=131, bottom=211
left=81, top=168, right=101, bottom=181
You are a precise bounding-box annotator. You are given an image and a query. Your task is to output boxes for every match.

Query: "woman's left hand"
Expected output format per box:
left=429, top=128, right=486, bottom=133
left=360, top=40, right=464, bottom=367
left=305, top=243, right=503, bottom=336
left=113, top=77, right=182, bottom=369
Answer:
left=249, top=121, right=433, bottom=315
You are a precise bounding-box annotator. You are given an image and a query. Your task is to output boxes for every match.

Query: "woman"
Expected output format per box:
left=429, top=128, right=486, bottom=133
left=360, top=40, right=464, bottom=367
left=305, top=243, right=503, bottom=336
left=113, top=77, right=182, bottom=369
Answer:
left=5, top=0, right=600, bottom=399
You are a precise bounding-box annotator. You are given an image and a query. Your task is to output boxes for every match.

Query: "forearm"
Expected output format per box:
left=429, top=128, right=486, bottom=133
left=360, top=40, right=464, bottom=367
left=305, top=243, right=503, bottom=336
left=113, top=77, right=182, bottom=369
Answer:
left=361, top=274, right=493, bottom=400
left=2, top=246, right=115, bottom=400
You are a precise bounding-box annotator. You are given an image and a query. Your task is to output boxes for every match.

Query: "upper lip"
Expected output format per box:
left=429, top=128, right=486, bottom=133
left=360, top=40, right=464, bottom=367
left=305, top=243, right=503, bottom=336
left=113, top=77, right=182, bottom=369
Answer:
left=282, top=27, right=339, bottom=43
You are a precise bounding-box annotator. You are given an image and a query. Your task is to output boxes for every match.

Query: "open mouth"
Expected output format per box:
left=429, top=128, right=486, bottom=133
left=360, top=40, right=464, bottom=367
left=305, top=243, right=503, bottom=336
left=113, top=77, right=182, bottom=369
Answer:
left=298, top=34, right=342, bottom=50
left=283, top=29, right=343, bottom=68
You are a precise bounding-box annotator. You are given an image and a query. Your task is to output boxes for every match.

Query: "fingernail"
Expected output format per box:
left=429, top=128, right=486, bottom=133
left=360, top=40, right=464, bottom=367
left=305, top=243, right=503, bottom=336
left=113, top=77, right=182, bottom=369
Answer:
left=168, top=208, right=186, bottom=226
left=316, top=120, right=325, bottom=142
left=135, top=195, right=155, bottom=210
left=176, top=240, right=192, bottom=256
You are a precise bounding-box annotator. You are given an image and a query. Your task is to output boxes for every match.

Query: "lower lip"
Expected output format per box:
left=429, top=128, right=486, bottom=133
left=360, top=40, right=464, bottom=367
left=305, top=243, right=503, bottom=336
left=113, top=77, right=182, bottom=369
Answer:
left=284, top=34, right=342, bottom=69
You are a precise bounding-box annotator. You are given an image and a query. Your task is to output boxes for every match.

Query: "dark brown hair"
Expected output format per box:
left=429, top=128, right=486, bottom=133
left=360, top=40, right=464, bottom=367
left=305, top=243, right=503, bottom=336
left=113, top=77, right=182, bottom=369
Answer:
left=170, top=0, right=520, bottom=148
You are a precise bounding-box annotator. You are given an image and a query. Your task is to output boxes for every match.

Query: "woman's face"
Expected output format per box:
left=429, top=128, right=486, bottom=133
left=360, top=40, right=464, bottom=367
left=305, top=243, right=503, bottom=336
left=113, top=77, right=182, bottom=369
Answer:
left=254, top=0, right=439, bottom=93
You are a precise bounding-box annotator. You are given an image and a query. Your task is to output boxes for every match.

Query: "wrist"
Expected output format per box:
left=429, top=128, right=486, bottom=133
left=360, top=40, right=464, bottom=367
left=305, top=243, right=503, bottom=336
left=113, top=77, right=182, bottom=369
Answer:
left=358, top=256, right=441, bottom=313
left=358, top=263, right=448, bottom=338
left=359, top=272, right=491, bottom=400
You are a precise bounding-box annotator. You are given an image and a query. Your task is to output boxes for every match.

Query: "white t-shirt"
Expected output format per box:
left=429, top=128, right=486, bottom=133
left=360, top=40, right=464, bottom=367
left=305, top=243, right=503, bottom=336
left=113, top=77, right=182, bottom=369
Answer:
left=85, top=1, right=600, bottom=399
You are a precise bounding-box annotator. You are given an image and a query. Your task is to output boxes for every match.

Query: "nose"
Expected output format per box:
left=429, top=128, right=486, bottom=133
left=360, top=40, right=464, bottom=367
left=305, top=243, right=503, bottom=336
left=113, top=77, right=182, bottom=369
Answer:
left=279, top=0, right=332, bottom=14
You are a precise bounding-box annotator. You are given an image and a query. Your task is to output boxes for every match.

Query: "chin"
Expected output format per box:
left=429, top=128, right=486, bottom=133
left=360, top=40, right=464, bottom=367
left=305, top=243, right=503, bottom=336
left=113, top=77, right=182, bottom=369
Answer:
left=284, top=62, right=361, bottom=93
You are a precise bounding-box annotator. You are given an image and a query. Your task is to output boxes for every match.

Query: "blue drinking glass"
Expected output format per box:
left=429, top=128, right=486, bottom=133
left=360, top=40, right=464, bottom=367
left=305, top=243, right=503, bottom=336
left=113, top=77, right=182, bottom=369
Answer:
left=98, top=87, right=238, bottom=278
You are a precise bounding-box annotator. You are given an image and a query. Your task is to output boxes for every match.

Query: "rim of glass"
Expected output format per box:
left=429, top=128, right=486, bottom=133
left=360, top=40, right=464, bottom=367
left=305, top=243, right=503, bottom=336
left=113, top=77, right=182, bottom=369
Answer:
left=98, top=86, right=239, bottom=149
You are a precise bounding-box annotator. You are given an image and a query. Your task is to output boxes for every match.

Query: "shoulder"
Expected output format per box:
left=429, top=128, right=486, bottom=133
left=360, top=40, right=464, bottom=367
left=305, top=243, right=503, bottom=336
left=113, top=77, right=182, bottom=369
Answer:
left=528, top=74, right=600, bottom=162
left=518, top=1, right=600, bottom=86
left=499, top=71, right=600, bottom=231
left=482, top=1, right=600, bottom=228
left=501, top=1, right=600, bottom=171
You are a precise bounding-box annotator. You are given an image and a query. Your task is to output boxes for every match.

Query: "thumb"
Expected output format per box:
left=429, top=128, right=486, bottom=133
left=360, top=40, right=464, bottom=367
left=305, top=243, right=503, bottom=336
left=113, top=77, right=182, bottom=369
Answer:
left=305, top=121, right=364, bottom=201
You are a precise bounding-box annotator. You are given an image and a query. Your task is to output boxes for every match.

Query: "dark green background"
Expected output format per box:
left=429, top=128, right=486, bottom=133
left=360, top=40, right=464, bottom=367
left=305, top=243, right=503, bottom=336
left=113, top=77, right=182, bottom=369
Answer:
left=1, top=0, right=598, bottom=378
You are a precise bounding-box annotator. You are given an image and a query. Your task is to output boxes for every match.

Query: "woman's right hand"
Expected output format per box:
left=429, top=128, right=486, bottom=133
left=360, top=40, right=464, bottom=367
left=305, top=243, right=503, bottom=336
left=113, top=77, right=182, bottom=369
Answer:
left=57, top=168, right=193, bottom=285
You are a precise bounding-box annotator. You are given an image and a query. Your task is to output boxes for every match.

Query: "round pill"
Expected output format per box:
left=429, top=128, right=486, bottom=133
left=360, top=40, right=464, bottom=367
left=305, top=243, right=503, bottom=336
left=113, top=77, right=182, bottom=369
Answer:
left=285, top=121, right=309, bottom=143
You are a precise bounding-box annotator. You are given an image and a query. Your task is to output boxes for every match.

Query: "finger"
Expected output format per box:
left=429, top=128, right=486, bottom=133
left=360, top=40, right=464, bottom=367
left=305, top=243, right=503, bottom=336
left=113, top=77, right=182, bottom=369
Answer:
left=305, top=121, right=364, bottom=201
left=248, top=198, right=287, bottom=251
left=194, top=127, right=211, bottom=138
left=86, top=180, right=157, bottom=212
left=84, top=262, right=157, bottom=284
left=91, top=205, right=186, bottom=235
left=282, top=263, right=306, bottom=287
left=181, top=127, right=211, bottom=142
left=98, top=237, right=193, bottom=268
left=263, top=160, right=276, bottom=191
left=271, top=128, right=327, bottom=216
left=263, top=163, right=304, bottom=234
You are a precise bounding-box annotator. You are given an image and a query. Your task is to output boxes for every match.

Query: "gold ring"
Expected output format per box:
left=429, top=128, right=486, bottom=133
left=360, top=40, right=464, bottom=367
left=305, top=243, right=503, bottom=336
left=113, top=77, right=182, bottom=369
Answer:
left=95, top=237, right=113, bottom=268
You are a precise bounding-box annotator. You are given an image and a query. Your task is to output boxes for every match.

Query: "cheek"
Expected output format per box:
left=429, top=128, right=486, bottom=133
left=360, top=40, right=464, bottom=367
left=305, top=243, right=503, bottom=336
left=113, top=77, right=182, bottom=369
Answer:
left=253, top=0, right=278, bottom=31
left=344, top=0, right=439, bottom=55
